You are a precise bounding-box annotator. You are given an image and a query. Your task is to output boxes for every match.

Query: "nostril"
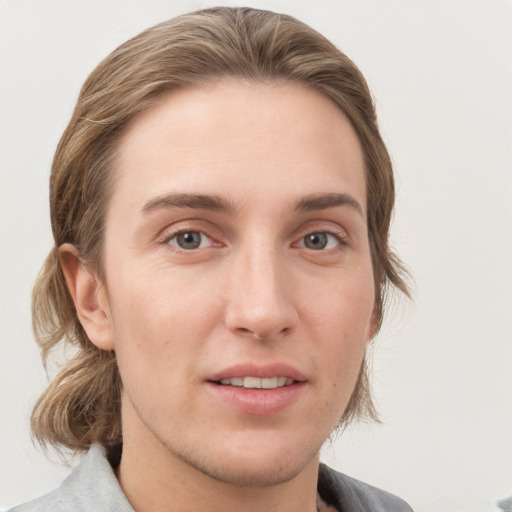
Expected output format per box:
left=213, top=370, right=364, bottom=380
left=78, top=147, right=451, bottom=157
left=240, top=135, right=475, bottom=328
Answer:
left=236, top=327, right=257, bottom=337
left=233, top=326, right=268, bottom=341
left=234, top=325, right=293, bottom=341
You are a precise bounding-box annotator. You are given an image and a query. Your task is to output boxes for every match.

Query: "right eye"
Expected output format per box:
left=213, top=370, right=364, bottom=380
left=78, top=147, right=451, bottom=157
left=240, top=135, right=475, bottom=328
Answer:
left=166, top=231, right=213, bottom=250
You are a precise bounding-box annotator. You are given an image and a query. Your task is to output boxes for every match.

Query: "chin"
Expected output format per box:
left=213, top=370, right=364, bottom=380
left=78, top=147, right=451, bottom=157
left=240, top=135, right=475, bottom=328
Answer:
left=187, top=452, right=312, bottom=487
left=162, top=431, right=321, bottom=488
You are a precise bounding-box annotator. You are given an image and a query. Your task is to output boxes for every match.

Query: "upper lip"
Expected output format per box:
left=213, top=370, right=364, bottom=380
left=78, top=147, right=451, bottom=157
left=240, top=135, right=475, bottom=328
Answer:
left=207, top=363, right=306, bottom=383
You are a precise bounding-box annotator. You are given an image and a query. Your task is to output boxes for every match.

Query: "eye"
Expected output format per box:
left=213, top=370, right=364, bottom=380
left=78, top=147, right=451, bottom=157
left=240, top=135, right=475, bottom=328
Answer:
left=167, top=230, right=213, bottom=250
left=299, top=232, right=341, bottom=250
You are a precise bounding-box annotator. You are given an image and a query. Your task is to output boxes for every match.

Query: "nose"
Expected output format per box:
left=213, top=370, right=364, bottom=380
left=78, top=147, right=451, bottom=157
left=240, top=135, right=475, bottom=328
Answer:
left=224, top=245, right=298, bottom=341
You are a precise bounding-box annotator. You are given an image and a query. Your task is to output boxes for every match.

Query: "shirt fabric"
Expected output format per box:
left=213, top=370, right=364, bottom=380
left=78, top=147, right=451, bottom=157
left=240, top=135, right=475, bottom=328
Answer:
left=8, top=444, right=413, bottom=512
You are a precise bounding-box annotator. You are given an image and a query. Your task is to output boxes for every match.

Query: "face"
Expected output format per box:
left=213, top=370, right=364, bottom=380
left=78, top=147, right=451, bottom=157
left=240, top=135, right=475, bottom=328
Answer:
left=98, top=81, right=375, bottom=486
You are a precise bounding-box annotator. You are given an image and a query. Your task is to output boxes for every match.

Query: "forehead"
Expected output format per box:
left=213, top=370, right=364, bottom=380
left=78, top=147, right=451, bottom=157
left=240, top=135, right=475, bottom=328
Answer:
left=110, top=80, right=366, bottom=218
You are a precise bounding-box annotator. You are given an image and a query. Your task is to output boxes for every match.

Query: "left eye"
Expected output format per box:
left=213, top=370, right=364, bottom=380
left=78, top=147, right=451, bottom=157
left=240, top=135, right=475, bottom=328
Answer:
left=167, top=231, right=213, bottom=250
left=299, top=232, right=340, bottom=250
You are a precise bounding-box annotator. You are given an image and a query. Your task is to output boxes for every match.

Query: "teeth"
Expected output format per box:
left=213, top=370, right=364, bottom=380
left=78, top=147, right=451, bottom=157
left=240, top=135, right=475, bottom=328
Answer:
left=261, top=377, right=277, bottom=389
left=229, top=377, right=244, bottom=386
left=244, top=376, right=262, bottom=388
left=219, top=376, right=294, bottom=389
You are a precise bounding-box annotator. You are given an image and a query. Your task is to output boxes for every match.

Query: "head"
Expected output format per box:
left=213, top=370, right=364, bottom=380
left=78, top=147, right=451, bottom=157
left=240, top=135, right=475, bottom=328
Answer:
left=31, top=7, right=408, bottom=459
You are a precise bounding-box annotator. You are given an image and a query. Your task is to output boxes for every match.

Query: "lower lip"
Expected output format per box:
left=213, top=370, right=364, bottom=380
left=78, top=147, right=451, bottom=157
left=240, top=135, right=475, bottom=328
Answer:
left=206, top=382, right=306, bottom=415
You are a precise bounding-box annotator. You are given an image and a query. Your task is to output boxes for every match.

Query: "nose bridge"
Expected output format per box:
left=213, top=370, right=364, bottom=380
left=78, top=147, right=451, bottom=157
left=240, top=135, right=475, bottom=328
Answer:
left=225, top=238, right=297, bottom=339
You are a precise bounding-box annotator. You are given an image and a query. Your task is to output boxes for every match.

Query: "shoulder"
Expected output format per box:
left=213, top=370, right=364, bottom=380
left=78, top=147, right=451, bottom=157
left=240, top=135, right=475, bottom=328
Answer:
left=318, top=463, right=414, bottom=512
left=7, top=488, right=66, bottom=512
left=6, top=445, right=133, bottom=512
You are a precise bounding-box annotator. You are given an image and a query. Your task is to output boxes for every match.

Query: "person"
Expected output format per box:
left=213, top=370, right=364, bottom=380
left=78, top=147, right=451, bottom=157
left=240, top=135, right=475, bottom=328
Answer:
left=8, top=6, right=412, bottom=512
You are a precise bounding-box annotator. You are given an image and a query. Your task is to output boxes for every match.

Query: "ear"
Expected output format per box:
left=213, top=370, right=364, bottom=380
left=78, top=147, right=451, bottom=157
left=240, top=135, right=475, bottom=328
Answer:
left=59, top=243, right=115, bottom=351
left=366, top=309, right=380, bottom=342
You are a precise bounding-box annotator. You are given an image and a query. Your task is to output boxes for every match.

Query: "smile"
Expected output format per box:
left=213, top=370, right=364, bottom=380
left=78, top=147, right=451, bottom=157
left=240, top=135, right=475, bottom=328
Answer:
left=206, top=364, right=307, bottom=415
left=219, top=377, right=294, bottom=389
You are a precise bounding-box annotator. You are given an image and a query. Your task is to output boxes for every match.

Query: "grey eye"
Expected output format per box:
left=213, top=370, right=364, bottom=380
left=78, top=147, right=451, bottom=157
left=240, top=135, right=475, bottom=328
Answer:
left=304, top=232, right=328, bottom=250
left=302, top=232, right=339, bottom=250
left=169, top=231, right=211, bottom=250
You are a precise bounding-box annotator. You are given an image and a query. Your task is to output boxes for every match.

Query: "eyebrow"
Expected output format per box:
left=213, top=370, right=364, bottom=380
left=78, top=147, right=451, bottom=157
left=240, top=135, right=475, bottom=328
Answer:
left=293, top=192, right=364, bottom=217
left=141, top=191, right=364, bottom=217
left=142, top=193, right=237, bottom=214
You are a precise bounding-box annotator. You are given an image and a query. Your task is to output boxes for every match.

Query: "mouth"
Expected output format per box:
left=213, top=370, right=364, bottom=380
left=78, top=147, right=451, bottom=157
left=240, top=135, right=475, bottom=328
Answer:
left=216, top=376, right=295, bottom=389
left=207, top=363, right=306, bottom=389
left=205, top=365, right=306, bottom=415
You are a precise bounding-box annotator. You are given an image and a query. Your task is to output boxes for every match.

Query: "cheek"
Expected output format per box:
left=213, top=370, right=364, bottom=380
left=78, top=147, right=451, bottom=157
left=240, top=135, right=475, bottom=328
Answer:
left=303, top=269, right=374, bottom=385
left=304, top=266, right=375, bottom=338
left=105, top=264, right=221, bottom=381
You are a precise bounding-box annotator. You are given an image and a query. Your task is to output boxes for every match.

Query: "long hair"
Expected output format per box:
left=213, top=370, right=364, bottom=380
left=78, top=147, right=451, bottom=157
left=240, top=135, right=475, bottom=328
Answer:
left=31, top=7, right=409, bottom=455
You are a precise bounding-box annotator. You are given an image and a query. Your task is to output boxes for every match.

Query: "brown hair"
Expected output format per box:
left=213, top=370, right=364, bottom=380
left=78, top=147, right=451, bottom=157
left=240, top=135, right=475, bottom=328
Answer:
left=31, top=6, right=409, bottom=455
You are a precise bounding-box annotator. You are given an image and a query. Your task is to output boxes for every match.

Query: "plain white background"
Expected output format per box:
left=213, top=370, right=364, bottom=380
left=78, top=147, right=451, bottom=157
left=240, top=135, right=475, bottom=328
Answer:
left=1, top=1, right=511, bottom=511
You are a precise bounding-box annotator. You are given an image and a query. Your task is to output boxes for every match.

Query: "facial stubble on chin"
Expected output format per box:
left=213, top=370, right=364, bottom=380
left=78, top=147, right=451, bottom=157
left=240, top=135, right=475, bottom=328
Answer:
left=159, top=435, right=322, bottom=488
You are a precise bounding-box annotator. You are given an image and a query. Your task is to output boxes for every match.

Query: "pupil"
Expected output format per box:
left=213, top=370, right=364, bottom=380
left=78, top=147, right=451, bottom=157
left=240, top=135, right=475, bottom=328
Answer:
left=305, top=232, right=327, bottom=250
left=178, top=232, right=201, bottom=249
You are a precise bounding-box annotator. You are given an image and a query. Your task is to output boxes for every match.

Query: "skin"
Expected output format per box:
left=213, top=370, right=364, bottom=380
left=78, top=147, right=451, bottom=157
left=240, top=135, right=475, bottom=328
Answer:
left=61, top=80, right=376, bottom=512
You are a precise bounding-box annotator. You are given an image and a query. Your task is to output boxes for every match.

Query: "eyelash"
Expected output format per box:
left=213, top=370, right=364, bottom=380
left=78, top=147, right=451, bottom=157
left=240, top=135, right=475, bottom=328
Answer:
left=161, top=227, right=348, bottom=253
left=295, top=230, right=348, bottom=251
left=163, top=229, right=218, bottom=252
